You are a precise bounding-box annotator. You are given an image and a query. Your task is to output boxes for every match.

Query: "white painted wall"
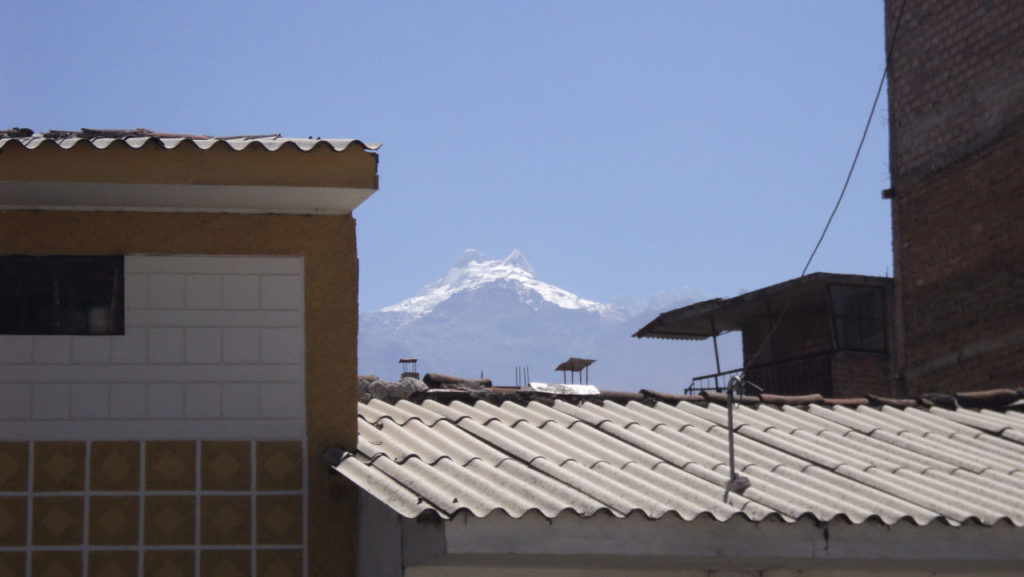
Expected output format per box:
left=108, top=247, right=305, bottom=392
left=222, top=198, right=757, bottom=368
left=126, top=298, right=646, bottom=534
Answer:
left=396, top=511, right=1024, bottom=576
left=0, top=255, right=306, bottom=440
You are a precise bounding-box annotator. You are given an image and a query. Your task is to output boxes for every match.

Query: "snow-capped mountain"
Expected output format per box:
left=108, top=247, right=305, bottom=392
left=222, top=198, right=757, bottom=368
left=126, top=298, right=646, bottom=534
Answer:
left=379, top=249, right=615, bottom=321
left=359, top=250, right=736, bottom=391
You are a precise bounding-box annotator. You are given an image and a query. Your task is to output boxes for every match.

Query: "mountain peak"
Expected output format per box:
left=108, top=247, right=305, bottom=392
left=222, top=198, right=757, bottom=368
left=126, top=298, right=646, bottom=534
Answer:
left=377, top=249, right=608, bottom=319
left=501, top=249, right=534, bottom=275
left=454, top=249, right=487, bottom=269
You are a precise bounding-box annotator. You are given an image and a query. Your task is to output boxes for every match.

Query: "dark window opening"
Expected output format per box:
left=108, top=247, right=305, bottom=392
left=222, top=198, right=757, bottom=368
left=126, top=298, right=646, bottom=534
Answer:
left=829, top=285, right=886, bottom=352
left=0, top=255, right=124, bottom=335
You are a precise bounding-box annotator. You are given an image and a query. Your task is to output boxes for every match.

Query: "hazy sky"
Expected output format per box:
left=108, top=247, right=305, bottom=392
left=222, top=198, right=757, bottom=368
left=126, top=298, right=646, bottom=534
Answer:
left=3, top=1, right=893, bottom=313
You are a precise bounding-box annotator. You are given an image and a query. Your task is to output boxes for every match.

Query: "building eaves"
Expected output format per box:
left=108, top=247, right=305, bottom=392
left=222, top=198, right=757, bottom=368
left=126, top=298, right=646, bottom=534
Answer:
left=0, top=127, right=380, bottom=154
left=329, top=387, right=1024, bottom=528
left=633, top=272, right=892, bottom=341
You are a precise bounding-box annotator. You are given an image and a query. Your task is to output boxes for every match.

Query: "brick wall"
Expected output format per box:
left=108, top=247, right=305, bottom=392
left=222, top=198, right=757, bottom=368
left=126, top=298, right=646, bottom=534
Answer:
left=741, top=299, right=834, bottom=364
left=886, top=0, right=1024, bottom=394
left=832, top=352, right=890, bottom=398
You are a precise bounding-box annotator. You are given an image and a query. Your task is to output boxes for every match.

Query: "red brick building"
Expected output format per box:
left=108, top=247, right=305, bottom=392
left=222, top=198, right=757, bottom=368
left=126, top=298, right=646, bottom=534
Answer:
left=885, top=0, right=1024, bottom=395
left=634, top=273, right=895, bottom=398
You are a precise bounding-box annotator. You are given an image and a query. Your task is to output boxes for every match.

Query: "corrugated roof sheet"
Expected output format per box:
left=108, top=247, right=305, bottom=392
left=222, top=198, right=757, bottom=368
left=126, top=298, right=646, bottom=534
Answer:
left=0, top=128, right=379, bottom=153
left=331, top=388, right=1024, bottom=527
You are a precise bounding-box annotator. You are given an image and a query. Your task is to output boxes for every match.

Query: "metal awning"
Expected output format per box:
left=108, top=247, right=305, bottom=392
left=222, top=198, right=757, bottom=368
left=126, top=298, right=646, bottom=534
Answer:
left=554, top=357, right=595, bottom=372
left=633, top=273, right=892, bottom=341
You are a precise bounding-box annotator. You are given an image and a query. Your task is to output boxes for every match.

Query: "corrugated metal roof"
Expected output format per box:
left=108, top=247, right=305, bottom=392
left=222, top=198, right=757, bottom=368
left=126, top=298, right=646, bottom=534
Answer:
left=332, top=388, right=1024, bottom=527
left=0, top=128, right=379, bottom=153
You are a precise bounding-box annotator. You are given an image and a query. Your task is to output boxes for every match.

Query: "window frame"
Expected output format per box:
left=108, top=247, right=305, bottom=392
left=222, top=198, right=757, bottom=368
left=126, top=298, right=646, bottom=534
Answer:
left=0, top=254, right=125, bottom=335
left=827, top=283, right=887, bottom=353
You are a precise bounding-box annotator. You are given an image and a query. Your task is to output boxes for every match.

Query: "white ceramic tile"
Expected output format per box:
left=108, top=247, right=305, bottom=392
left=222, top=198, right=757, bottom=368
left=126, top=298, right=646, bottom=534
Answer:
left=147, top=383, right=184, bottom=418
left=260, top=328, right=304, bottom=364
left=185, top=274, right=223, bottom=309
left=72, top=336, right=112, bottom=364
left=224, top=275, right=260, bottom=310
left=130, top=309, right=301, bottom=328
left=185, top=328, right=222, bottom=363
left=0, top=336, right=33, bottom=363
left=123, top=308, right=144, bottom=328
left=148, top=328, right=185, bottom=363
left=184, top=383, right=222, bottom=418
left=109, top=383, right=148, bottom=419
left=260, top=275, right=303, bottom=310
left=32, top=383, right=70, bottom=419
left=0, top=419, right=304, bottom=441
left=129, top=255, right=301, bottom=275
left=0, top=383, right=32, bottom=419
left=110, top=330, right=148, bottom=364
left=222, top=383, right=260, bottom=418
left=0, top=363, right=303, bottom=384
left=70, top=383, right=109, bottom=419
left=223, top=328, right=260, bottom=363
left=33, top=336, right=72, bottom=364
left=148, top=273, right=185, bottom=309
left=259, top=382, right=305, bottom=419
left=124, top=272, right=148, bottom=309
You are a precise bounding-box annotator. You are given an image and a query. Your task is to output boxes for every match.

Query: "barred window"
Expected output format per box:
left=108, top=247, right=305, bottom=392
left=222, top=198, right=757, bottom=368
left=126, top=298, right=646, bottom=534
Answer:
left=829, top=285, right=886, bottom=353
left=0, top=255, right=124, bottom=335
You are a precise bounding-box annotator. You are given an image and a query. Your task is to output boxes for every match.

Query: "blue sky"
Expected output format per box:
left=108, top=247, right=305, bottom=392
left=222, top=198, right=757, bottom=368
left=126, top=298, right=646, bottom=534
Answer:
left=3, top=1, right=893, bottom=313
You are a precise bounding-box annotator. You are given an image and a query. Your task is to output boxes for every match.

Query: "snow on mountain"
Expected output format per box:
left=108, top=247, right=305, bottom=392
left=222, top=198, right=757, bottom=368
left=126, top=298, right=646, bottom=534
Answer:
left=378, top=249, right=614, bottom=320
left=359, top=249, right=736, bottom=391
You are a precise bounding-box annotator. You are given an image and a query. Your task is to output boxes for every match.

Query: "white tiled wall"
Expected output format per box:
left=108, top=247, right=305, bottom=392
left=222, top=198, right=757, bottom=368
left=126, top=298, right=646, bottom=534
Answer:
left=0, top=255, right=306, bottom=440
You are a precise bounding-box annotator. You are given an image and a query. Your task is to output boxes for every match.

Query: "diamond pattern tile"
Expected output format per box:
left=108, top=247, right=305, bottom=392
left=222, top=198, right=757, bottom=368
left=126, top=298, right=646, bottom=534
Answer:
left=3, top=438, right=305, bottom=577
left=0, top=442, right=28, bottom=491
left=257, top=495, right=302, bottom=545
left=201, top=441, right=250, bottom=491
left=145, top=442, right=195, bottom=491
left=144, top=496, right=195, bottom=545
left=90, top=442, right=140, bottom=491
left=31, top=551, right=81, bottom=577
left=200, top=550, right=249, bottom=577
left=200, top=496, right=251, bottom=545
left=34, top=442, right=85, bottom=492
left=0, top=552, right=26, bottom=577
left=87, top=551, right=136, bottom=577
left=33, top=497, right=83, bottom=546
left=257, top=550, right=302, bottom=577
left=143, top=551, right=194, bottom=577
left=88, top=497, right=139, bottom=546
left=0, top=498, right=27, bottom=546
left=256, top=441, right=302, bottom=491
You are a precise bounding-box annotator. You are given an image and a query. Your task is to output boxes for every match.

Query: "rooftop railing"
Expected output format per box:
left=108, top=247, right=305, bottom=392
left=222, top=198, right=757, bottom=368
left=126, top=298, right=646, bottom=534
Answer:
left=687, top=352, right=834, bottom=396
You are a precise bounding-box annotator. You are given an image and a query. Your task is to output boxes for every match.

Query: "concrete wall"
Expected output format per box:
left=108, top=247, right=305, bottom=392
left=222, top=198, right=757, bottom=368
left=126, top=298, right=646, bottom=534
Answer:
left=400, top=512, right=1024, bottom=576
left=886, top=0, right=1024, bottom=394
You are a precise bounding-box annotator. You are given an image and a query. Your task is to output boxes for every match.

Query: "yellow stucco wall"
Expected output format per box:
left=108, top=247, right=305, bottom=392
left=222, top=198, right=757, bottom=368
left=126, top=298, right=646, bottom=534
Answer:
left=1, top=139, right=378, bottom=189
left=0, top=209, right=359, bottom=577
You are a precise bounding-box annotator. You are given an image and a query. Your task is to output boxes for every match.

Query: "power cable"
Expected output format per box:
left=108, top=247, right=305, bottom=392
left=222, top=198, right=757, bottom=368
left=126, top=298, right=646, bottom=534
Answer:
left=722, top=0, right=910, bottom=499
left=741, top=0, right=908, bottom=380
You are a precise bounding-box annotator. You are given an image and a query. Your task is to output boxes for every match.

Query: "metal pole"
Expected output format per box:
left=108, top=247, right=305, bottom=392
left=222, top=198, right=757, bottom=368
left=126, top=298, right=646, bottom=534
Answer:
left=727, top=379, right=736, bottom=479
left=711, top=315, right=722, bottom=391
left=724, top=375, right=755, bottom=499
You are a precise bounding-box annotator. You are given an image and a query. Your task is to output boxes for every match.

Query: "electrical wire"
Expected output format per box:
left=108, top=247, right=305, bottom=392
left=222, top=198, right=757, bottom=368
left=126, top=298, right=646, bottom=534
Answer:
left=741, top=0, right=908, bottom=378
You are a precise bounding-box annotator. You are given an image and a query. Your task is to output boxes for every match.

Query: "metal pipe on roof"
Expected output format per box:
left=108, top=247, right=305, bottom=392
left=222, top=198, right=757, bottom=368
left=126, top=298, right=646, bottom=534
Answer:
left=711, top=315, right=722, bottom=392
